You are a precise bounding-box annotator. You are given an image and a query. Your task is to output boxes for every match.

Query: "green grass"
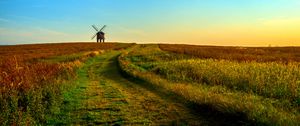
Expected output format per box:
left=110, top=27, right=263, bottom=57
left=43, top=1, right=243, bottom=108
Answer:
left=47, top=51, right=132, bottom=125
left=47, top=49, right=205, bottom=125
left=46, top=55, right=97, bottom=125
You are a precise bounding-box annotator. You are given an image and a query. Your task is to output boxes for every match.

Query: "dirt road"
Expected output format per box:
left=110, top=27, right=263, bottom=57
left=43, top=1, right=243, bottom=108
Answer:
left=48, top=50, right=211, bottom=125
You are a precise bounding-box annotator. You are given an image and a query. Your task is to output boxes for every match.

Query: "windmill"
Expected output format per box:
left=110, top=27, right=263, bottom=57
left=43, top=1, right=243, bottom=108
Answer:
left=91, top=25, right=106, bottom=43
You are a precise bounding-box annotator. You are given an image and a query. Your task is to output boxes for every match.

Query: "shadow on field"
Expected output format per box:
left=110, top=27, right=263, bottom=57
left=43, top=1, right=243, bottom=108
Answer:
left=110, top=55, right=266, bottom=126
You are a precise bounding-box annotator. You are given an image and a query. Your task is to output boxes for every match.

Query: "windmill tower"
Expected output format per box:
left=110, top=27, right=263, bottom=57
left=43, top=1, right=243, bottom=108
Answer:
left=91, top=25, right=106, bottom=43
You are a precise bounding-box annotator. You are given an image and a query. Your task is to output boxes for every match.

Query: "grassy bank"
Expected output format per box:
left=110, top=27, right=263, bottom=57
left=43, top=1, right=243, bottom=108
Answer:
left=118, top=45, right=300, bottom=125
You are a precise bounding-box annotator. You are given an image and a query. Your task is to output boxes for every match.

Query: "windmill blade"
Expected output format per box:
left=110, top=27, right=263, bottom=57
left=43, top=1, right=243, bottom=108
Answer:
left=91, top=33, right=97, bottom=40
left=92, top=25, right=99, bottom=31
left=100, top=25, right=106, bottom=31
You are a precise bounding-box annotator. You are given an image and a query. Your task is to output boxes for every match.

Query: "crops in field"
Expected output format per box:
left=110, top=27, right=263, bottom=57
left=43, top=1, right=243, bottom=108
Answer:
left=0, top=43, right=133, bottom=125
left=159, top=44, right=300, bottom=62
left=157, top=60, right=300, bottom=102
left=119, top=44, right=300, bottom=125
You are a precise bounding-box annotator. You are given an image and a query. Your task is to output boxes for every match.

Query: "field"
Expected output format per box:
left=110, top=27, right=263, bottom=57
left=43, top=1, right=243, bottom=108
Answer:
left=120, top=44, right=300, bottom=125
left=0, top=43, right=133, bottom=125
left=1, top=43, right=299, bottom=125
left=159, top=44, right=300, bottom=62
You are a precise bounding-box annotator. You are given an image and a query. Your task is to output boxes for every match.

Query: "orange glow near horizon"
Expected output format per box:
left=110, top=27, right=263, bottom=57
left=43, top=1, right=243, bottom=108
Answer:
left=1, top=1, right=300, bottom=46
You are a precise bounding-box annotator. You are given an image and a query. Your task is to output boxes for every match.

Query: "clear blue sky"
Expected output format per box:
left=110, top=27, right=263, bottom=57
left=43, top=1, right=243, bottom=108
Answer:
left=1, top=0, right=300, bottom=46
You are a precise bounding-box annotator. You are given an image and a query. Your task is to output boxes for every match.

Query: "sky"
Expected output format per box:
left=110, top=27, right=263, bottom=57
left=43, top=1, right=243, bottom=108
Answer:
left=0, top=0, right=300, bottom=46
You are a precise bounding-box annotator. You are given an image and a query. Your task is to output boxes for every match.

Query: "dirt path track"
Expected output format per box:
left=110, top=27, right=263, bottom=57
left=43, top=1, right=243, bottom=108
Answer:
left=50, top=50, right=207, bottom=125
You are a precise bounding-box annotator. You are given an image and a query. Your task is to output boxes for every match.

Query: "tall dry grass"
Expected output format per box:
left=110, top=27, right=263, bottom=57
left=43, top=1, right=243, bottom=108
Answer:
left=0, top=57, right=76, bottom=125
left=0, top=43, right=134, bottom=125
left=156, top=59, right=300, bottom=104
left=159, top=44, right=300, bottom=62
